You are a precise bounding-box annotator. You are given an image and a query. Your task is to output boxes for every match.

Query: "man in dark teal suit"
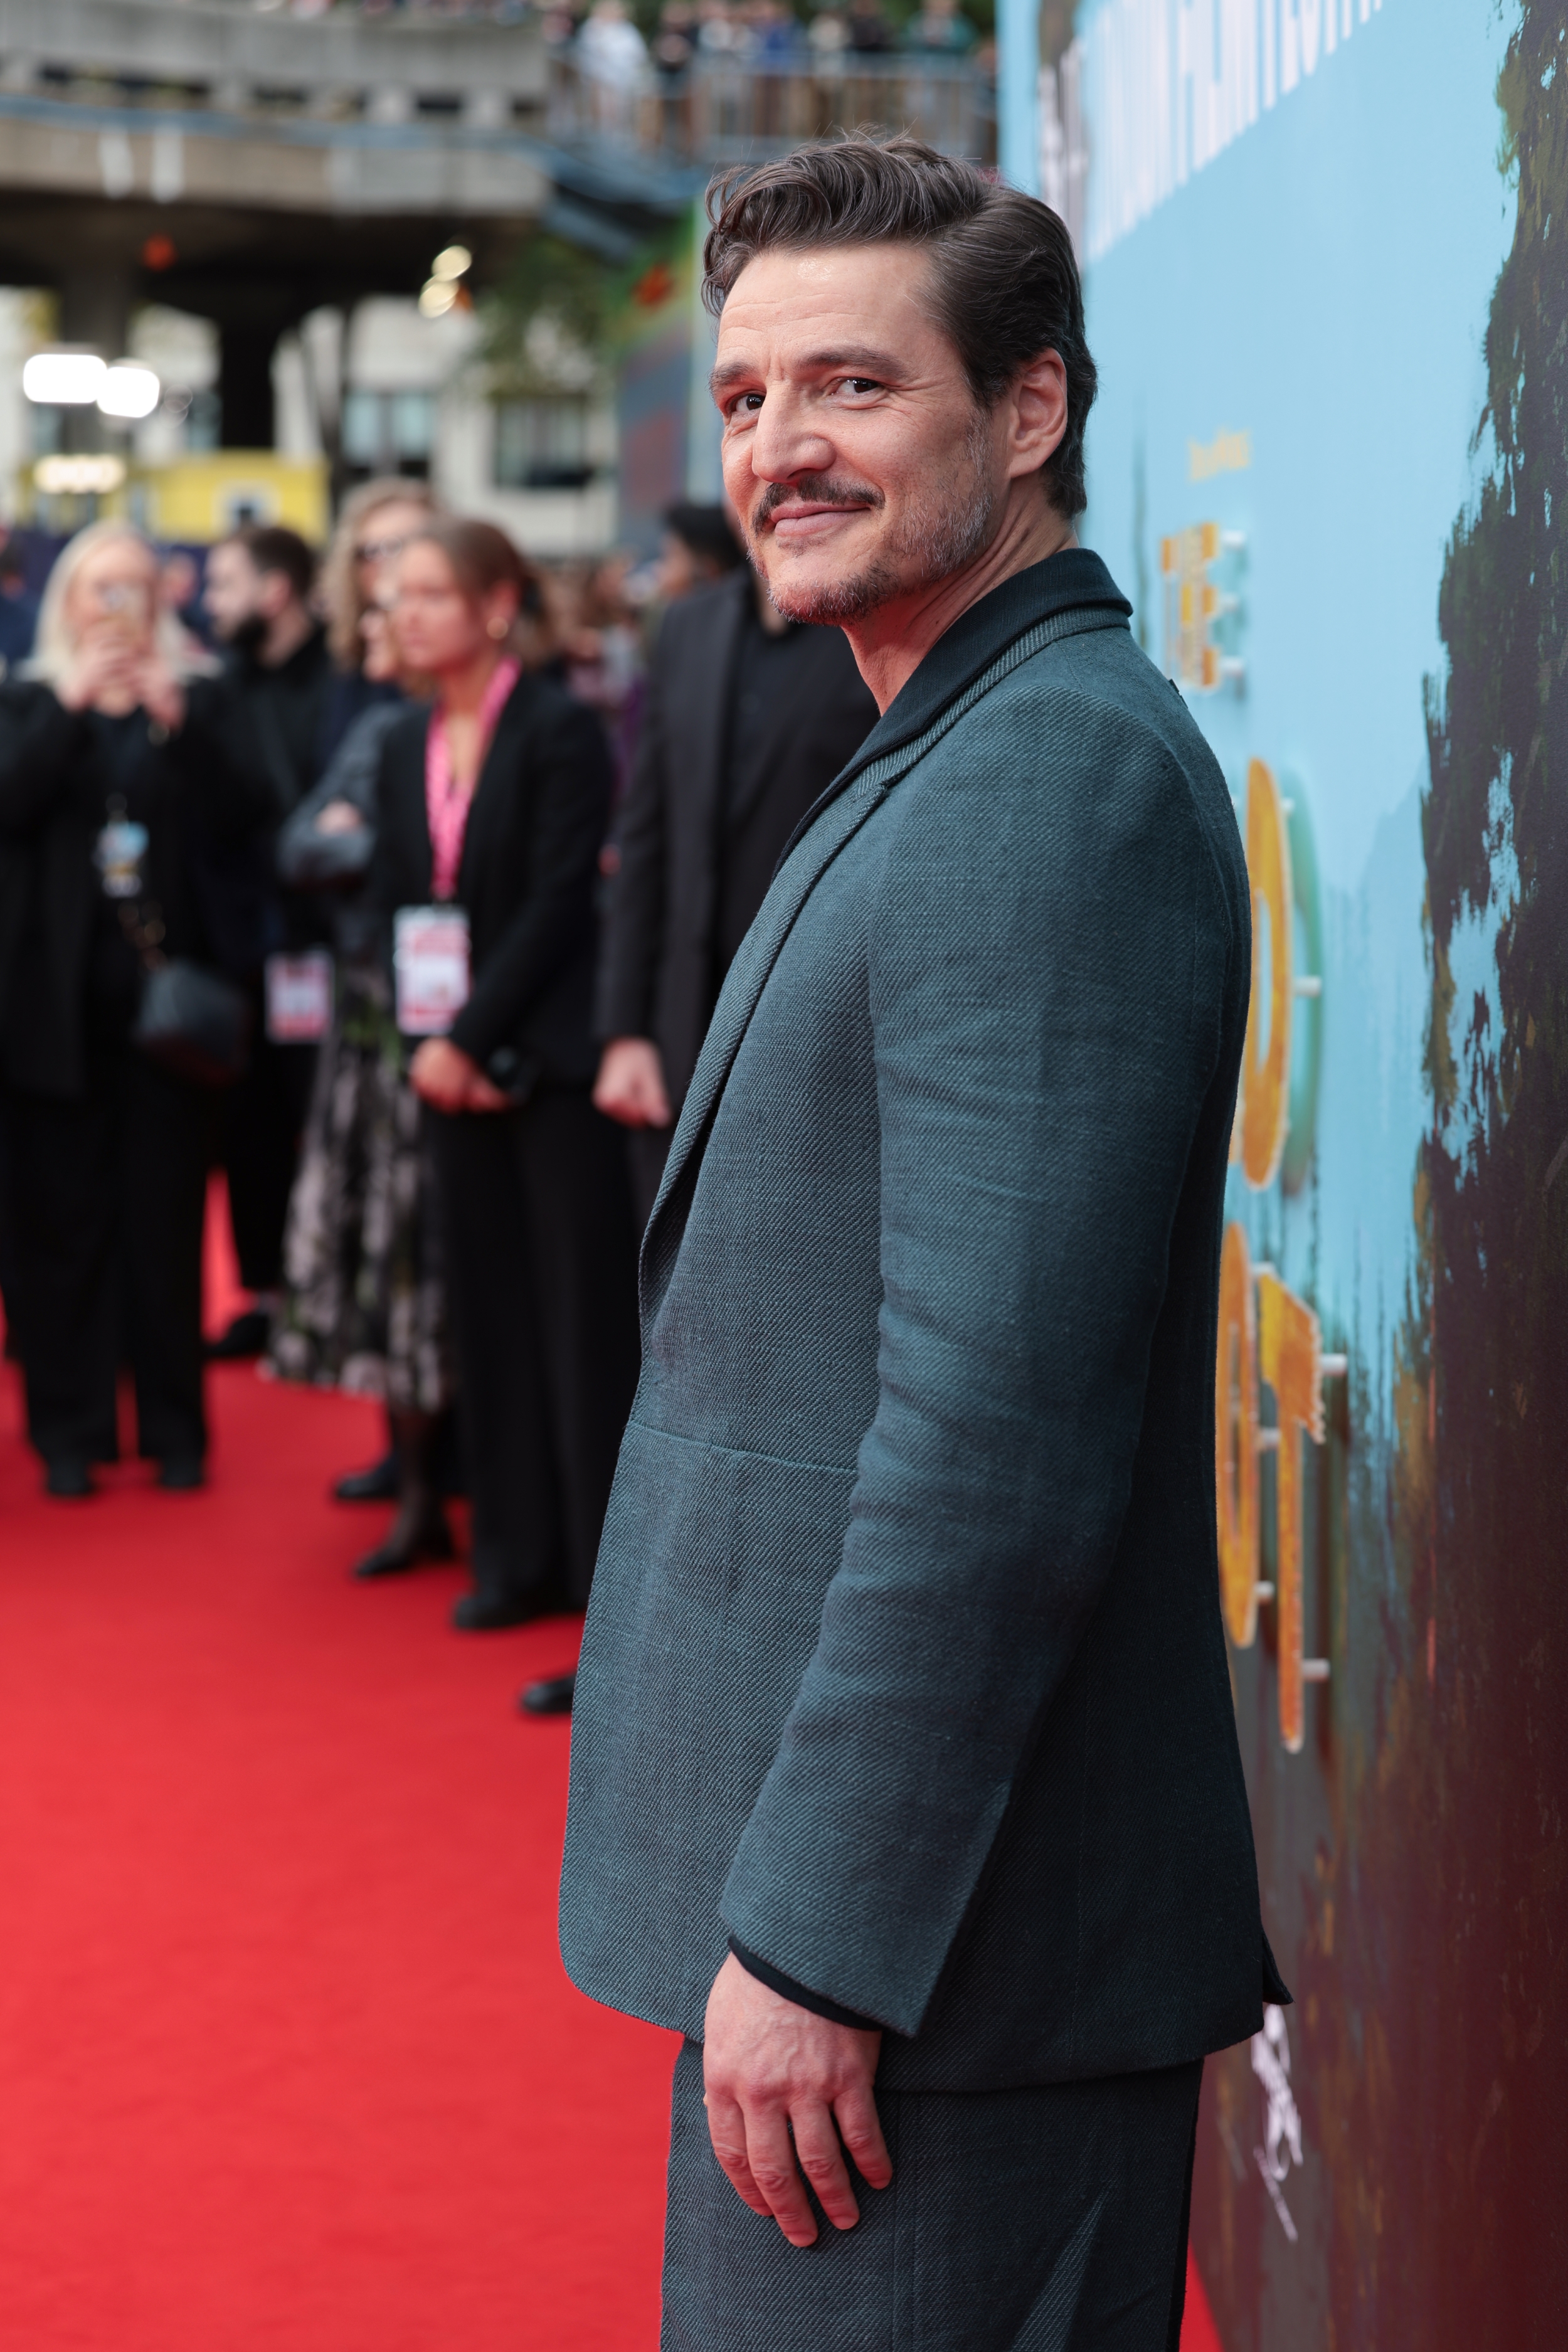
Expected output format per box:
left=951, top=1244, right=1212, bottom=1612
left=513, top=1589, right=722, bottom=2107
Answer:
left=561, top=134, right=1286, bottom=2350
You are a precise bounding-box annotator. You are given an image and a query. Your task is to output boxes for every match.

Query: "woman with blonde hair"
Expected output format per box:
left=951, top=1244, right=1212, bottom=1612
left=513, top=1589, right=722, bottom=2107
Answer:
left=316, top=476, right=441, bottom=773
left=265, top=477, right=458, bottom=1545
left=0, top=522, right=272, bottom=1495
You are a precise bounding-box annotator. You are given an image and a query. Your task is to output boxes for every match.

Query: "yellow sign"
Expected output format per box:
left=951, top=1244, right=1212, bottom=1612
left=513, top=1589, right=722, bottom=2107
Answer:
left=131, top=453, right=330, bottom=545
left=1217, top=759, right=1344, bottom=1752
left=1160, top=521, right=1244, bottom=693
left=1239, top=758, right=1293, bottom=1188
left=1188, top=426, right=1252, bottom=482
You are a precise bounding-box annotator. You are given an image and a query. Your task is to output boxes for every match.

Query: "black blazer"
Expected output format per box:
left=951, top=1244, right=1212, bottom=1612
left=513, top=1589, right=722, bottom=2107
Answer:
left=368, top=667, right=613, bottom=1098
left=0, top=678, right=275, bottom=1100
left=595, top=569, right=877, bottom=1107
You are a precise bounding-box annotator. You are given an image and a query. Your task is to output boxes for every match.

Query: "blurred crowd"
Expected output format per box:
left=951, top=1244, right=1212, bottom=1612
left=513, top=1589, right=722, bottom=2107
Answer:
left=0, top=484, right=876, bottom=1714
left=551, top=0, right=986, bottom=73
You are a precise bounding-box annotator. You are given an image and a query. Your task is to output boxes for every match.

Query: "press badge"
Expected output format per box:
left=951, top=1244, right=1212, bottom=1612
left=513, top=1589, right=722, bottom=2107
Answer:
left=264, top=948, right=334, bottom=1044
left=93, top=815, right=149, bottom=900
left=393, top=905, right=470, bottom=1037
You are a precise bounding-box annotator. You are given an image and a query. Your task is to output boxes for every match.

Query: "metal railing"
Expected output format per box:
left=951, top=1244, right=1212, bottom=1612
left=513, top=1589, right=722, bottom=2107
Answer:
left=548, top=49, right=995, bottom=167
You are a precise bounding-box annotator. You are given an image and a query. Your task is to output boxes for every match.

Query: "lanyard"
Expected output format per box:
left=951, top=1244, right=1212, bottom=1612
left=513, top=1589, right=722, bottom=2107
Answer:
left=425, top=657, right=519, bottom=903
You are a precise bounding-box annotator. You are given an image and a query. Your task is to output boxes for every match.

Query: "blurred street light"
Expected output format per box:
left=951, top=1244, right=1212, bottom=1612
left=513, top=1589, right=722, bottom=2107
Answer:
left=97, top=363, right=162, bottom=421
left=34, top=455, right=127, bottom=495
left=432, top=244, right=473, bottom=282
left=419, top=278, right=460, bottom=318
left=23, top=351, right=108, bottom=405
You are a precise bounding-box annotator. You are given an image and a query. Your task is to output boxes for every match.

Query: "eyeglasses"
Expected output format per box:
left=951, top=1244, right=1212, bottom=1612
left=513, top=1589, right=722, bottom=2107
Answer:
left=354, top=536, right=410, bottom=565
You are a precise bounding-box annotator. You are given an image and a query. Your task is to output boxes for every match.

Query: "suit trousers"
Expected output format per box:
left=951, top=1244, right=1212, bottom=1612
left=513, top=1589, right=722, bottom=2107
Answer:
left=428, top=1089, right=640, bottom=1609
left=1, top=1046, right=211, bottom=1467
left=221, top=1026, right=317, bottom=1295
left=662, top=2040, right=1201, bottom=2352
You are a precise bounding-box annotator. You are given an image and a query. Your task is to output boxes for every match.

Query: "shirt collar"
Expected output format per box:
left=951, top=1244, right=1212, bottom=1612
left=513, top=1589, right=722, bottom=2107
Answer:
left=837, top=546, right=1132, bottom=783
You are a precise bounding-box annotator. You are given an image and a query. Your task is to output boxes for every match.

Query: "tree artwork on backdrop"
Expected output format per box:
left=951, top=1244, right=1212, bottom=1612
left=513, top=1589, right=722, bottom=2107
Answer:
left=1397, top=4, right=1568, bottom=2340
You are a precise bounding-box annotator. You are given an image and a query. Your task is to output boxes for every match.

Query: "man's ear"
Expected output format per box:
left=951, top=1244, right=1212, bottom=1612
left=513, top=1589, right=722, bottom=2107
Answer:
left=1007, top=349, right=1069, bottom=482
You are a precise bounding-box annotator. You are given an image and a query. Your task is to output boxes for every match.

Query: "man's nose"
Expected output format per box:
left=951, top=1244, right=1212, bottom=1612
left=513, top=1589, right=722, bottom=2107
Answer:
left=748, top=385, right=834, bottom=484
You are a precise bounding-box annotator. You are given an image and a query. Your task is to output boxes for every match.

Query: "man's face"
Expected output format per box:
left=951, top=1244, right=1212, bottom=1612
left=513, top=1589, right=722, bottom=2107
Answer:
left=203, top=540, right=265, bottom=645
left=711, top=243, right=1003, bottom=625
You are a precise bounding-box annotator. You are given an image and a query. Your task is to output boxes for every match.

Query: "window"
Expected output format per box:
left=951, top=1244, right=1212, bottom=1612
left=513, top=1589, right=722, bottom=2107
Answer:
left=493, top=398, right=595, bottom=490
left=341, top=388, right=435, bottom=479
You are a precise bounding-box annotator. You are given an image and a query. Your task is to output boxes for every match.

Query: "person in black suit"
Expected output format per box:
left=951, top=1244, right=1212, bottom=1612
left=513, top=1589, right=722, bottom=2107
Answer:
left=203, top=524, right=335, bottom=1360
left=0, top=524, right=273, bottom=1495
left=370, top=519, right=640, bottom=1632
left=593, top=541, right=878, bottom=1223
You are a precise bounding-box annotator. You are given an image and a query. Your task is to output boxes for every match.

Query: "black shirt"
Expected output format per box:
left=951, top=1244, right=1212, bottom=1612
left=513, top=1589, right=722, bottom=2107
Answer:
left=714, top=606, right=824, bottom=981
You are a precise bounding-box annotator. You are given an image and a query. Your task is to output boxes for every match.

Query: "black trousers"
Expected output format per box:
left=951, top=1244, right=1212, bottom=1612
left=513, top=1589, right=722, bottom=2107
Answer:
left=627, top=1122, right=673, bottom=1233
left=428, top=1090, right=640, bottom=1609
left=663, top=2040, right=1202, bottom=2352
left=221, top=1027, right=316, bottom=1295
left=1, top=1048, right=211, bottom=1466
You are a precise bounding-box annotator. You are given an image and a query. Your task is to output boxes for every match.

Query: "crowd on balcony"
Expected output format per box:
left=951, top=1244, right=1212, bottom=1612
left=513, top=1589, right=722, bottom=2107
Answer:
left=546, top=0, right=991, bottom=77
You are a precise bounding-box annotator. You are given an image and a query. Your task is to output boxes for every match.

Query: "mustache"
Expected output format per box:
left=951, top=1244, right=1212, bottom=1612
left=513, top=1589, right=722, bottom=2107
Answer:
left=751, top=475, right=884, bottom=531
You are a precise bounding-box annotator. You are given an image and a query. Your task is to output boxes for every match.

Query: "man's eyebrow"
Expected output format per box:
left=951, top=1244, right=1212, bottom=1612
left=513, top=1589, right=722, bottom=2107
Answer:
left=708, top=346, right=906, bottom=400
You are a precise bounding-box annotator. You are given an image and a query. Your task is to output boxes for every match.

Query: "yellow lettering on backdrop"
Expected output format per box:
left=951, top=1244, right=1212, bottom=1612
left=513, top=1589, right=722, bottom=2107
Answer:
left=1257, top=1269, right=1325, bottom=1756
left=1216, top=1222, right=1261, bottom=1646
left=1241, top=758, right=1292, bottom=1189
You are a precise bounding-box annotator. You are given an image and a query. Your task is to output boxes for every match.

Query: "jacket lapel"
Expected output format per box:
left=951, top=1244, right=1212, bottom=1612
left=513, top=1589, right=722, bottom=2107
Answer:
left=639, top=592, right=1134, bottom=1305
left=454, top=671, right=531, bottom=904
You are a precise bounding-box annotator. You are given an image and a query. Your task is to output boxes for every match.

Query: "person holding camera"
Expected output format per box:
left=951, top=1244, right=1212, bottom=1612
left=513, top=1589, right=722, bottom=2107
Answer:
left=0, top=524, right=272, bottom=1496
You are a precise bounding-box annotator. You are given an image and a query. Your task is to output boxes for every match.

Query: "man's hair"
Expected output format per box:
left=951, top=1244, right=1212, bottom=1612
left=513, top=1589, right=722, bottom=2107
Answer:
left=223, top=523, right=317, bottom=605
left=662, top=500, right=745, bottom=572
left=703, top=134, right=1097, bottom=517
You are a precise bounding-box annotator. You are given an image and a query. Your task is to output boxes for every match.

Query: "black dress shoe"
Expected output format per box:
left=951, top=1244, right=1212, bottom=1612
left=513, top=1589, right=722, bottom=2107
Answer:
left=204, top=1308, right=270, bottom=1362
left=354, top=1508, right=456, bottom=1580
left=159, top=1456, right=205, bottom=1491
left=44, top=1458, right=93, bottom=1500
left=452, top=1589, right=559, bottom=1633
left=333, top=1451, right=400, bottom=1504
left=519, top=1673, right=576, bottom=1717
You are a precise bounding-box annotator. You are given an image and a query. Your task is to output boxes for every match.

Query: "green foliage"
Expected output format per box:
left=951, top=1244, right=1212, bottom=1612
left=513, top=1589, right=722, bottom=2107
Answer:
left=479, top=222, right=688, bottom=397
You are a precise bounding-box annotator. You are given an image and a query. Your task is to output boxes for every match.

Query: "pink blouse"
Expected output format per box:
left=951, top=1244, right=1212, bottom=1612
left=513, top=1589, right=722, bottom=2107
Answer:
left=425, top=656, right=521, bottom=902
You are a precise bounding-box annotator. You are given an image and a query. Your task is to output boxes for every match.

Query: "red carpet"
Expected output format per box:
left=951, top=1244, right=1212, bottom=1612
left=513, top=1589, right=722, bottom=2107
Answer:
left=0, top=1183, right=1223, bottom=2349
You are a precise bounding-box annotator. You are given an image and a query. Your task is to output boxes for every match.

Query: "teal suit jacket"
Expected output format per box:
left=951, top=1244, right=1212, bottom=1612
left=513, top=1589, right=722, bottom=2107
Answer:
left=560, top=550, right=1283, bottom=2090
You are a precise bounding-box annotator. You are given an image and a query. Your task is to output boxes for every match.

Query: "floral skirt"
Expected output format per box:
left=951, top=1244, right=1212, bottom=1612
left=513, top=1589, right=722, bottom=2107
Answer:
left=268, top=964, right=451, bottom=1414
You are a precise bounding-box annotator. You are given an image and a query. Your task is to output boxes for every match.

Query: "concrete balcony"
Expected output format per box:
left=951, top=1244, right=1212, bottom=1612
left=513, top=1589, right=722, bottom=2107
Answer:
left=547, top=49, right=996, bottom=171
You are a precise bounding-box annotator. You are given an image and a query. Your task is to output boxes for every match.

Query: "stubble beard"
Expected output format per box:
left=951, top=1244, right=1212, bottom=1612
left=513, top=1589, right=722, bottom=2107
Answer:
left=753, top=413, right=999, bottom=628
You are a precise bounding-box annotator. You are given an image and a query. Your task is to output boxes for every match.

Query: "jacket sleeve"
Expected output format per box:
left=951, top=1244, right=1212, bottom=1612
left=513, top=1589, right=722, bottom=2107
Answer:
left=718, top=702, right=1237, bottom=2036
left=0, top=686, right=87, bottom=838
left=277, top=704, right=398, bottom=888
left=593, top=625, right=670, bottom=1045
left=448, top=697, right=612, bottom=1067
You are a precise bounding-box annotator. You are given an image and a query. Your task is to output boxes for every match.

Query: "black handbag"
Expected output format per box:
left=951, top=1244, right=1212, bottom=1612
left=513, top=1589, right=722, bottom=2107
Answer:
left=132, top=956, right=251, bottom=1087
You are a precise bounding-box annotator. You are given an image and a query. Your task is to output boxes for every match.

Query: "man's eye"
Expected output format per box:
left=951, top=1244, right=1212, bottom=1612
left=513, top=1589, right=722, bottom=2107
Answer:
left=728, top=391, right=764, bottom=418
left=842, top=378, right=881, bottom=396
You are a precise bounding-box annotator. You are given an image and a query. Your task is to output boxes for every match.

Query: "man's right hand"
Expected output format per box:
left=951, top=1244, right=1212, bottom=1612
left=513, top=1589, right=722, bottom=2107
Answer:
left=594, top=1037, right=672, bottom=1130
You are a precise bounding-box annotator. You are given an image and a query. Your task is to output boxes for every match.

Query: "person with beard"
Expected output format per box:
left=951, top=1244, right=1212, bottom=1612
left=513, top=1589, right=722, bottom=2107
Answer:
left=203, top=524, right=334, bottom=1359
left=560, top=137, right=1284, bottom=2351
